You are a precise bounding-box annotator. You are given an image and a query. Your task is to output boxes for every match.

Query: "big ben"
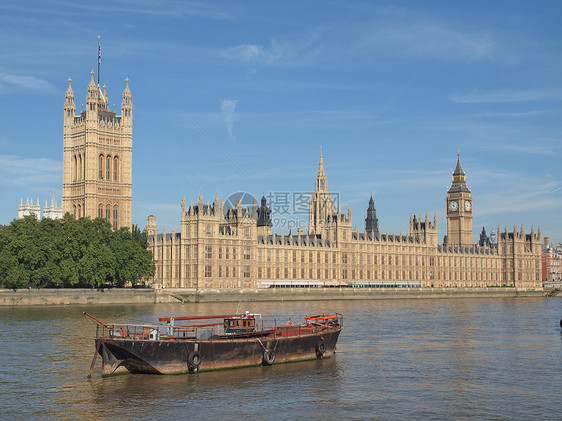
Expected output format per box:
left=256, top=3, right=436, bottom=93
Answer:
left=446, top=154, right=473, bottom=247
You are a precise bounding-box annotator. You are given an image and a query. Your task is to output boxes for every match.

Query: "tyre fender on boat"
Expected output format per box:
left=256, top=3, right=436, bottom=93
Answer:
left=262, top=349, right=276, bottom=366
left=315, top=339, right=326, bottom=358
left=188, top=351, right=201, bottom=371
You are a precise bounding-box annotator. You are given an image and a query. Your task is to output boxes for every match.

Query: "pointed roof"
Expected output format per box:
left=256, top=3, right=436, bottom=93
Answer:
left=317, top=146, right=326, bottom=177
left=88, top=70, right=96, bottom=89
left=65, top=77, right=74, bottom=98
left=448, top=153, right=470, bottom=193
left=453, top=153, right=465, bottom=176
left=123, top=77, right=131, bottom=96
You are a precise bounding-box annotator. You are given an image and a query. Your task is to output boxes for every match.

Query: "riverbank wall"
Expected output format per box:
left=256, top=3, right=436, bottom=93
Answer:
left=0, top=287, right=549, bottom=306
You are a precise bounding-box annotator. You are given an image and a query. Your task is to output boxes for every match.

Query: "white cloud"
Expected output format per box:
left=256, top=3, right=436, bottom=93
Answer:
left=0, top=154, right=61, bottom=186
left=222, top=40, right=291, bottom=65
left=450, top=89, right=562, bottom=103
left=220, top=99, right=238, bottom=140
left=0, top=70, right=57, bottom=94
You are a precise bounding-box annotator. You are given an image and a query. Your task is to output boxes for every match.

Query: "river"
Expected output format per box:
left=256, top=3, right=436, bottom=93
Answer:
left=0, top=297, right=560, bottom=420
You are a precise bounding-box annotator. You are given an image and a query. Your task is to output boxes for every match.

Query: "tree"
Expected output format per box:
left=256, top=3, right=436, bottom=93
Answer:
left=0, top=215, right=155, bottom=288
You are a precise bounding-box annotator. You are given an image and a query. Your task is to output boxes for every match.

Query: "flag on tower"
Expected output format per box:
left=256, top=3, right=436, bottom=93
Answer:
left=97, top=36, right=101, bottom=86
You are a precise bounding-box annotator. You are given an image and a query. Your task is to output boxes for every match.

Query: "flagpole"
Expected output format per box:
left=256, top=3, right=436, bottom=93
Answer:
left=97, top=35, right=101, bottom=86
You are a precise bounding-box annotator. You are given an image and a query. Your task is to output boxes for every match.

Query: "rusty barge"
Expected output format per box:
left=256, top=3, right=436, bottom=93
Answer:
left=85, top=312, right=342, bottom=375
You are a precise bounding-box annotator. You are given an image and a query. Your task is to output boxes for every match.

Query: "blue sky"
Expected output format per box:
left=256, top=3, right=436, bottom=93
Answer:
left=1, top=1, right=561, bottom=244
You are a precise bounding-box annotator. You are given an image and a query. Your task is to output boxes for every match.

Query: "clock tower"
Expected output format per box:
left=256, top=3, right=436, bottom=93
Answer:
left=446, top=154, right=473, bottom=247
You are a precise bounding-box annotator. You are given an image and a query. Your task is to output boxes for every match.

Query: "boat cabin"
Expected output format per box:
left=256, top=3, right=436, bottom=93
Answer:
left=224, top=314, right=258, bottom=334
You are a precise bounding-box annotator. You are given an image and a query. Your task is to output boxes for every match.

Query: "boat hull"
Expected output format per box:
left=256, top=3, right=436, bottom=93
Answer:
left=97, top=328, right=341, bottom=375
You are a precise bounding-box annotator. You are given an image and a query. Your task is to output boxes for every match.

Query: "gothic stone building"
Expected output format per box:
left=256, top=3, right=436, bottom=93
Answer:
left=62, top=72, right=132, bottom=230
left=146, top=152, right=542, bottom=290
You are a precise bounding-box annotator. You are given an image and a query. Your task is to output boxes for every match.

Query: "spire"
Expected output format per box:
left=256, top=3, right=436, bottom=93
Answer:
left=453, top=153, right=465, bottom=176
left=319, top=145, right=324, bottom=171
left=448, top=153, right=470, bottom=193
left=65, top=77, right=74, bottom=99
left=88, top=70, right=96, bottom=89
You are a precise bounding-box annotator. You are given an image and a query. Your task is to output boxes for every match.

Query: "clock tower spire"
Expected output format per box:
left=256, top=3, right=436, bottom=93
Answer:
left=446, top=154, right=473, bottom=247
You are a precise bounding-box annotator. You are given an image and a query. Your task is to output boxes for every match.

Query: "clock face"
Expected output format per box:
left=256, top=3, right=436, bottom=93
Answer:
left=465, top=200, right=471, bottom=211
left=449, top=200, right=458, bottom=211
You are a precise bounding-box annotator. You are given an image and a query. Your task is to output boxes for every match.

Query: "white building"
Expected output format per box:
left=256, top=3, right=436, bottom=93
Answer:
left=18, top=195, right=63, bottom=221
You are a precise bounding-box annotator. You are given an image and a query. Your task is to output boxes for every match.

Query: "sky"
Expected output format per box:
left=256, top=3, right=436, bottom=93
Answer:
left=1, top=1, right=561, bottom=244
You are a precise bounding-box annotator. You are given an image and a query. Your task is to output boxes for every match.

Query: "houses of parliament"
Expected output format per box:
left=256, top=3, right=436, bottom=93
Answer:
left=61, top=69, right=542, bottom=290
left=145, top=150, right=542, bottom=290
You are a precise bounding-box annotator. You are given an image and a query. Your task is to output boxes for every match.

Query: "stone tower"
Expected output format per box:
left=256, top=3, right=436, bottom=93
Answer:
left=62, top=72, right=132, bottom=230
left=365, top=195, right=379, bottom=237
left=309, top=147, right=335, bottom=236
left=446, top=154, right=473, bottom=247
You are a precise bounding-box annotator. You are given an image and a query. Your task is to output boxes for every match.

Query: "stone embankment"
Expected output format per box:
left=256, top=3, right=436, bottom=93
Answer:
left=0, top=287, right=548, bottom=306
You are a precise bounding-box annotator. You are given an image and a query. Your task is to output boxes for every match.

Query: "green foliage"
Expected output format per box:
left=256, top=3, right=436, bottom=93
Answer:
left=0, top=214, right=155, bottom=289
left=131, top=223, right=148, bottom=249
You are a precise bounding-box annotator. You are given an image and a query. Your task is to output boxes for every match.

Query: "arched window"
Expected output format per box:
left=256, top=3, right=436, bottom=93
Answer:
left=98, top=204, right=103, bottom=218
left=113, top=206, right=118, bottom=230
left=106, top=156, right=111, bottom=180
left=77, top=204, right=82, bottom=218
left=82, top=153, right=85, bottom=180
left=99, top=155, right=104, bottom=179
left=78, top=155, right=82, bottom=181
left=73, top=155, right=77, bottom=181
left=73, top=205, right=77, bottom=218
left=113, top=156, right=119, bottom=181
left=106, top=204, right=111, bottom=221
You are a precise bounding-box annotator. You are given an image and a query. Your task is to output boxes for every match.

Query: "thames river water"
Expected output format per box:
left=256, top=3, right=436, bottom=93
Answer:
left=0, top=297, right=560, bottom=420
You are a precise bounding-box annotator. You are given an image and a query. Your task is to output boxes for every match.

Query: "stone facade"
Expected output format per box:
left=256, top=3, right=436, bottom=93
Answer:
left=147, top=152, right=542, bottom=290
left=62, top=72, right=132, bottom=230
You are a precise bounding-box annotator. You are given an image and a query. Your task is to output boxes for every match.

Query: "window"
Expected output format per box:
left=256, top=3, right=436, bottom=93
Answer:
left=112, top=206, right=118, bottom=230
left=267, top=251, right=271, bottom=262
left=205, top=246, right=212, bottom=259
left=106, top=204, right=111, bottom=221
left=98, top=204, right=103, bottom=218
left=99, top=155, right=104, bottom=179
left=106, top=156, right=111, bottom=180
left=206, top=225, right=211, bottom=235
left=218, top=247, right=222, bottom=259
left=244, top=248, right=250, bottom=260
left=205, top=265, right=212, bottom=278
left=113, top=156, right=119, bottom=181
